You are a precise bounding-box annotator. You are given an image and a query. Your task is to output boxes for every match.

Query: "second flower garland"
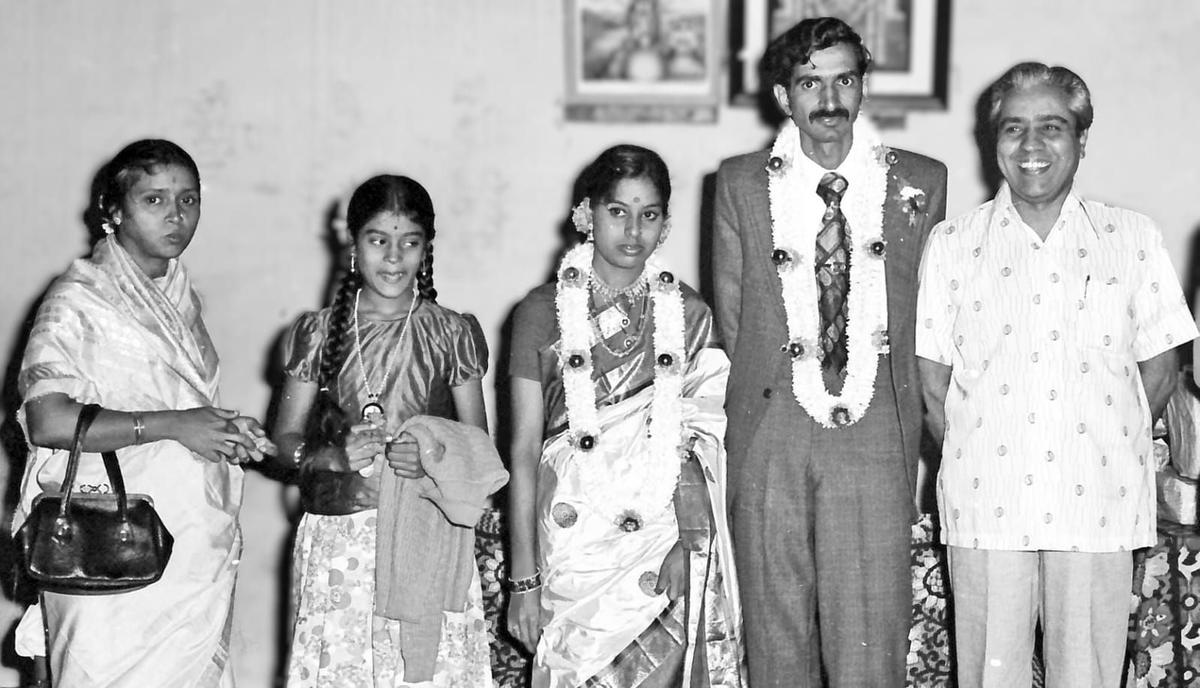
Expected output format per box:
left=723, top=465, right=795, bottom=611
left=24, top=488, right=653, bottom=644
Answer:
left=767, top=117, right=892, bottom=428
left=554, top=241, right=686, bottom=530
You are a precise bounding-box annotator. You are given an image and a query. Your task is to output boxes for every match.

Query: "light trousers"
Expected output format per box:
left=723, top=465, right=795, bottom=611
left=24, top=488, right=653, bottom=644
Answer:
left=948, top=547, right=1133, bottom=688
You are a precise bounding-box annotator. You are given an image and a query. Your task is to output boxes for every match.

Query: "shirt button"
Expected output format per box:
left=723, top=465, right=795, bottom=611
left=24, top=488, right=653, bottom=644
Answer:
left=762, top=388, right=772, bottom=399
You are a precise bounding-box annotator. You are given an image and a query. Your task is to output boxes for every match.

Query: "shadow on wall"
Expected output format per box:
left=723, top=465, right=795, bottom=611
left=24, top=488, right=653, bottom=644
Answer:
left=251, top=196, right=348, bottom=686
left=972, top=78, right=1004, bottom=204
left=1183, top=222, right=1200, bottom=371
left=0, top=158, right=113, bottom=684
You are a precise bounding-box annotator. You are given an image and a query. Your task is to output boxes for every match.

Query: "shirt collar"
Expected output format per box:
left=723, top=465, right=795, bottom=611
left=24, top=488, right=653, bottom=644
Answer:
left=794, top=125, right=872, bottom=189
left=992, top=183, right=1094, bottom=237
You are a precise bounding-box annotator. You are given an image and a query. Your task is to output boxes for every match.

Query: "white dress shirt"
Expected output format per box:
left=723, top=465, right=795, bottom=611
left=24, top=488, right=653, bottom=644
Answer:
left=916, top=184, right=1198, bottom=551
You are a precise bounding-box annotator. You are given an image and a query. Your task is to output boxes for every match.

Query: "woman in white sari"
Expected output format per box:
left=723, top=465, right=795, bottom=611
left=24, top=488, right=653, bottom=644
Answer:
left=12, top=139, right=269, bottom=687
left=506, top=145, right=745, bottom=688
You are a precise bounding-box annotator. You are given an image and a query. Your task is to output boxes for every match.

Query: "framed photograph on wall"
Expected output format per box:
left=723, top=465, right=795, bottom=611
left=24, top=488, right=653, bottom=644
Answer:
left=730, top=0, right=950, bottom=112
left=564, top=0, right=723, bottom=123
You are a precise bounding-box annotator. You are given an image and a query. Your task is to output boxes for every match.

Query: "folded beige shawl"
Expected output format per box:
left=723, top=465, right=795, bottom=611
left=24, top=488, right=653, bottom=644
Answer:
left=374, top=415, right=508, bottom=681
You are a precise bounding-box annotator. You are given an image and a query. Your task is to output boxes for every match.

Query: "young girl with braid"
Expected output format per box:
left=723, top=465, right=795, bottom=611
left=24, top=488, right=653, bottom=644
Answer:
left=272, top=174, right=503, bottom=687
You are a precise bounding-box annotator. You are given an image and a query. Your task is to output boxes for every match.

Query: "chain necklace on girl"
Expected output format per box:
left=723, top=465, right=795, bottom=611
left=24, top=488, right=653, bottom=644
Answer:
left=352, top=287, right=418, bottom=426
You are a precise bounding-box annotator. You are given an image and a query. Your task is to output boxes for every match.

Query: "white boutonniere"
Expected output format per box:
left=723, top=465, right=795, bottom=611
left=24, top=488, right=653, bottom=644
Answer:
left=898, top=185, right=927, bottom=228
left=899, top=186, right=927, bottom=215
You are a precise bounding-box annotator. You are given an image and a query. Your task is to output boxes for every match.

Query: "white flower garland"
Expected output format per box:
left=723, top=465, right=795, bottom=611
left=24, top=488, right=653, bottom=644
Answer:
left=767, top=117, right=892, bottom=428
left=554, top=241, right=686, bottom=530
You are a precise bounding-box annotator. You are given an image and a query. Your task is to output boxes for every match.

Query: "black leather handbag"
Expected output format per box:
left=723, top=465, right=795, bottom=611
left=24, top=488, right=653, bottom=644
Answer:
left=17, top=403, right=174, bottom=595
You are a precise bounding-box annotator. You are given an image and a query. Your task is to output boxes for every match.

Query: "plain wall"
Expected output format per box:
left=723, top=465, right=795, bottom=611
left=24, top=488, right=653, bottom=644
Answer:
left=1, top=2, right=1198, bottom=685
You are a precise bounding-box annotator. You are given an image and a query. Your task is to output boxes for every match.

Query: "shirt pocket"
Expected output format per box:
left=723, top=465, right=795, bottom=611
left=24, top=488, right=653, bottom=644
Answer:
left=1074, top=276, right=1134, bottom=359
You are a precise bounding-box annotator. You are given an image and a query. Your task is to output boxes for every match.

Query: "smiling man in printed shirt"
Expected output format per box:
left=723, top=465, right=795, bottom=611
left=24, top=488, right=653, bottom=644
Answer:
left=712, top=16, right=947, bottom=688
left=917, top=62, right=1198, bottom=687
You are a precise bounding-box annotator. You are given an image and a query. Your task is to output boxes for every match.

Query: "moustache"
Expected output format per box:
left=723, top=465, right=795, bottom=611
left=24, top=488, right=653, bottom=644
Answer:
left=809, top=108, right=850, bottom=123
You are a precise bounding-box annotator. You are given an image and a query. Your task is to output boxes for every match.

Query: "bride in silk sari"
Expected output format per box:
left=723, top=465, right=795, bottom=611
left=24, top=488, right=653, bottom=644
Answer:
left=507, top=145, right=745, bottom=688
left=12, top=140, right=268, bottom=688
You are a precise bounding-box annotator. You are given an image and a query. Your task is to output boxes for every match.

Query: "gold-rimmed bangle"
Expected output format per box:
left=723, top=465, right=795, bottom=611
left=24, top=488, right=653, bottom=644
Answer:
left=506, top=570, right=542, bottom=594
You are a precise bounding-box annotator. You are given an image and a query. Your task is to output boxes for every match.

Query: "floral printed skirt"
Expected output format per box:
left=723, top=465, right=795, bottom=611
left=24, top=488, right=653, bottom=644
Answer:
left=286, top=510, right=492, bottom=688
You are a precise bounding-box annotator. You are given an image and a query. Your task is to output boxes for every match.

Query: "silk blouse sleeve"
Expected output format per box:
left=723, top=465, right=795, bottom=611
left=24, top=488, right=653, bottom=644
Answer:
left=509, top=287, right=562, bottom=382
left=282, top=311, right=326, bottom=383
left=448, top=313, right=489, bottom=387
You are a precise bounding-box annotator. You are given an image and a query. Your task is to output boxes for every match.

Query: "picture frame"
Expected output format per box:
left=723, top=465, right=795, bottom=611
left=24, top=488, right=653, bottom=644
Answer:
left=564, top=0, right=723, bottom=123
left=730, top=0, right=951, bottom=113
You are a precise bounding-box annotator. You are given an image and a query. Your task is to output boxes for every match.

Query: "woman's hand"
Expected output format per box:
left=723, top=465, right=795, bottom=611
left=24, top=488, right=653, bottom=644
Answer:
left=342, top=423, right=385, bottom=473
left=168, top=407, right=258, bottom=463
left=506, top=588, right=543, bottom=654
left=656, top=541, right=688, bottom=600
left=228, top=416, right=276, bottom=464
left=385, top=433, right=426, bottom=479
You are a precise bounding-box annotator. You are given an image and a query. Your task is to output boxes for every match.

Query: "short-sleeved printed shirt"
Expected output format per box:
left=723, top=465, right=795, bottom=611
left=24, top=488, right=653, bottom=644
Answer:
left=916, top=185, right=1198, bottom=552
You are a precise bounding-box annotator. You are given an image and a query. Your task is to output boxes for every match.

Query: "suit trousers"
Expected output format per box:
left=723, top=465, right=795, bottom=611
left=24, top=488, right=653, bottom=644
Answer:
left=730, top=402, right=912, bottom=688
left=948, top=547, right=1133, bottom=688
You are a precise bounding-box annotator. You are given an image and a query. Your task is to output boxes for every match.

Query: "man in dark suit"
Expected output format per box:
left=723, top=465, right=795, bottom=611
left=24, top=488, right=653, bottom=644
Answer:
left=712, top=17, right=947, bottom=687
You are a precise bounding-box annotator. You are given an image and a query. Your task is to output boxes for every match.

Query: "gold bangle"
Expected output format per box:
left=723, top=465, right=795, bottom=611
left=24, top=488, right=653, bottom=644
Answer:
left=132, top=413, right=145, bottom=445
left=292, top=441, right=307, bottom=467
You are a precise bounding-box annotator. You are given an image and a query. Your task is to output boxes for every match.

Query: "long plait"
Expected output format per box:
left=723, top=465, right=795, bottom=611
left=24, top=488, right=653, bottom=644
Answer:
left=416, top=244, right=438, bottom=304
left=303, top=268, right=363, bottom=449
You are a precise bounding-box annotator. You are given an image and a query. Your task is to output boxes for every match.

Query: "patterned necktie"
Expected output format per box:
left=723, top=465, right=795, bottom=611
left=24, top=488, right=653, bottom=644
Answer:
left=815, top=172, right=850, bottom=373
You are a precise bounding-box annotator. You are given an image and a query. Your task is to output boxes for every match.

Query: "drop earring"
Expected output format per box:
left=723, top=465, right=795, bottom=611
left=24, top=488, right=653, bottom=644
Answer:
left=350, top=252, right=357, bottom=273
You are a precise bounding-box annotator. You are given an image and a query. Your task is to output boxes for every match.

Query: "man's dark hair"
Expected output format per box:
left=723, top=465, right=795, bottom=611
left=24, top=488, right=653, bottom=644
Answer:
left=761, top=17, right=872, bottom=89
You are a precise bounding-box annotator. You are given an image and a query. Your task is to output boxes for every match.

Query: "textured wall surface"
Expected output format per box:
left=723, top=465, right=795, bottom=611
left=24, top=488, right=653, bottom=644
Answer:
left=1, top=2, right=1197, bottom=685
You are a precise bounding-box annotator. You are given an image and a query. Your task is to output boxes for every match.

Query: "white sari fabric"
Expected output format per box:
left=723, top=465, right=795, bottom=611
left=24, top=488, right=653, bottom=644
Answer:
left=13, top=236, right=242, bottom=688
left=534, top=346, right=745, bottom=688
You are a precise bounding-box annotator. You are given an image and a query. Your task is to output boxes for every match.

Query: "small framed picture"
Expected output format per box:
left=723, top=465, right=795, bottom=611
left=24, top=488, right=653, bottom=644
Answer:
left=731, top=0, right=951, bottom=111
left=564, top=0, right=723, bottom=123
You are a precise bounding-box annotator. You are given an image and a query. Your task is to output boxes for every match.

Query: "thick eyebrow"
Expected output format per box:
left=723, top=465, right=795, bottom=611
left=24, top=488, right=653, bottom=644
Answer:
left=1035, top=114, right=1071, bottom=126
left=134, top=186, right=199, bottom=196
left=602, top=199, right=663, bottom=210
left=362, top=227, right=423, bottom=239
left=999, top=113, right=1071, bottom=128
left=791, top=70, right=857, bottom=85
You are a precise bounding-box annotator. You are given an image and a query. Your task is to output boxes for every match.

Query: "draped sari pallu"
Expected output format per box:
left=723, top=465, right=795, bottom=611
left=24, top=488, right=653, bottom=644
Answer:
left=14, top=237, right=241, bottom=688
left=534, top=347, right=745, bottom=688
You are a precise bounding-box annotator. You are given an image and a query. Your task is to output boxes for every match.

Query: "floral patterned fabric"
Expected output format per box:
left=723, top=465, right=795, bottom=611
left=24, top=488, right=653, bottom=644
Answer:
left=908, top=515, right=952, bottom=687
left=1129, top=520, right=1200, bottom=687
left=906, top=514, right=1049, bottom=688
left=476, top=506, right=531, bottom=686
left=286, top=510, right=492, bottom=687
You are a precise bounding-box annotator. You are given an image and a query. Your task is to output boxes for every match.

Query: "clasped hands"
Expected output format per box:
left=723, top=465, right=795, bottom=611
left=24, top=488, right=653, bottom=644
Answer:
left=177, top=407, right=274, bottom=465
left=342, top=423, right=428, bottom=479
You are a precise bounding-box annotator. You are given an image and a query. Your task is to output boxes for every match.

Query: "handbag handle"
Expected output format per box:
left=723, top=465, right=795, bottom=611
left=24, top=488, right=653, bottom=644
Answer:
left=56, top=404, right=128, bottom=522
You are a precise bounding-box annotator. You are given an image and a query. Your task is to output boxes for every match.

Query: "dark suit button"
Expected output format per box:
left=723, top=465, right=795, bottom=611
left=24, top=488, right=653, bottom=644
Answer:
left=763, top=388, right=773, bottom=398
